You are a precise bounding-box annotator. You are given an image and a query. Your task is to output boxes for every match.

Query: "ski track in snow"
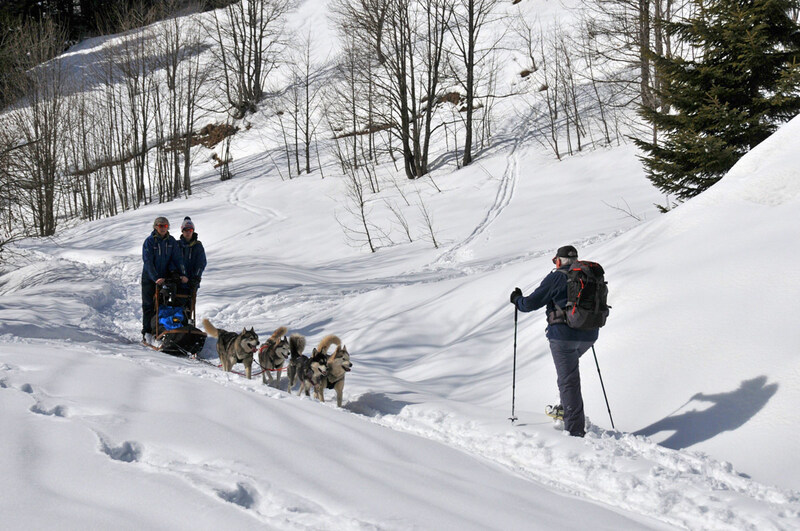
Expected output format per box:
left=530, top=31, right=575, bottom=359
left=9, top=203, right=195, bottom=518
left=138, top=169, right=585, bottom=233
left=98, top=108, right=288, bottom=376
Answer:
left=436, top=146, right=520, bottom=266
left=227, top=176, right=287, bottom=226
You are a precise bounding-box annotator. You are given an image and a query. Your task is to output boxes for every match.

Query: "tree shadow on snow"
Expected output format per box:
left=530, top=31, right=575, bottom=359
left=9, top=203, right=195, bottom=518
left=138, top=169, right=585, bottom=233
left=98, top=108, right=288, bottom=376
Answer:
left=634, top=375, right=778, bottom=450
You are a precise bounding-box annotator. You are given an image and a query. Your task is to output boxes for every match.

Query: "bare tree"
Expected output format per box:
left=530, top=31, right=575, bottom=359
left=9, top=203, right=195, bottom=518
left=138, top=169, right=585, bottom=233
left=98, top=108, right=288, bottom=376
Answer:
left=0, top=129, right=26, bottom=257
left=555, top=28, right=583, bottom=155
left=0, top=15, right=21, bottom=107
left=385, top=199, right=413, bottom=242
left=64, top=85, right=102, bottom=220
left=575, top=29, right=616, bottom=145
left=535, top=26, right=563, bottom=159
left=336, top=161, right=382, bottom=253
left=113, top=2, right=160, bottom=204
left=388, top=0, right=454, bottom=179
left=155, top=4, right=211, bottom=198
left=332, top=0, right=455, bottom=180
left=417, top=192, right=439, bottom=248
left=6, top=18, right=71, bottom=237
left=207, top=0, right=289, bottom=118
left=324, top=31, right=383, bottom=176
left=281, top=33, right=325, bottom=177
left=94, top=38, right=136, bottom=212
left=448, top=0, right=503, bottom=166
left=218, top=130, right=234, bottom=181
left=577, top=0, right=683, bottom=141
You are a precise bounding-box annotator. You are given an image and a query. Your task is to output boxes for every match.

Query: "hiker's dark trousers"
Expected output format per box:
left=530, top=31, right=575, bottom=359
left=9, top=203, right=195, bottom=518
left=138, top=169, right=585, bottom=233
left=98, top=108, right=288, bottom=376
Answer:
left=549, top=339, right=594, bottom=436
left=141, top=276, right=157, bottom=335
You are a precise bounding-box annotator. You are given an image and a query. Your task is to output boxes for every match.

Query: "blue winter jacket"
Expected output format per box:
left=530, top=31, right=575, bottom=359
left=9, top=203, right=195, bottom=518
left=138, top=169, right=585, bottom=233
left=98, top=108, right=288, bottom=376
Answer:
left=178, top=232, right=206, bottom=284
left=142, top=230, right=186, bottom=282
left=515, top=265, right=599, bottom=342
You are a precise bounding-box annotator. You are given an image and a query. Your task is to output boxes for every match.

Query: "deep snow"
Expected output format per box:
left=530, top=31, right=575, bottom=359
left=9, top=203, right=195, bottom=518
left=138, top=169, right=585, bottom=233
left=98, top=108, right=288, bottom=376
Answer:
left=2, top=0, right=800, bottom=528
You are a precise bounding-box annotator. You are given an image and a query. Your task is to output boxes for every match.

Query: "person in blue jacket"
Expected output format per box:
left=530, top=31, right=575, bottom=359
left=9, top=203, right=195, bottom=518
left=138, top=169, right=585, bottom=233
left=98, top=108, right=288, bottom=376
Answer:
left=510, top=245, right=597, bottom=437
left=141, top=216, right=187, bottom=342
left=177, top=217, right=206, bottom=296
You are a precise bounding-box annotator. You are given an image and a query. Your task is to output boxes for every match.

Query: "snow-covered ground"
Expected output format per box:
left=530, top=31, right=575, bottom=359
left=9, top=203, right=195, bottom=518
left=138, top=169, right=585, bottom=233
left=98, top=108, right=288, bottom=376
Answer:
left=2, top=0, right=800, bottom=529
left=3, top=115, right=799, bottom=527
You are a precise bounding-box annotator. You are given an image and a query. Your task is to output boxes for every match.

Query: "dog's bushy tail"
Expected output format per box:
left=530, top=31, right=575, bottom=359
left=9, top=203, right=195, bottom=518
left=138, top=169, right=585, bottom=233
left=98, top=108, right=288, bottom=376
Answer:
left=202, top=318, right=219, bottom=338
left=316, top=334, right=341, bottom=354
left=289, top=333, right=306, bottom=357
left=270, top=326, right=289, bottom=342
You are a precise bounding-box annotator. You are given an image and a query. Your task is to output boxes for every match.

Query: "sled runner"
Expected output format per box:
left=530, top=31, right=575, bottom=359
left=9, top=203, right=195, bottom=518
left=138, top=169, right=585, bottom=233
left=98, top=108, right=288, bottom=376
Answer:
left=142, top=280, right=206, bottom=356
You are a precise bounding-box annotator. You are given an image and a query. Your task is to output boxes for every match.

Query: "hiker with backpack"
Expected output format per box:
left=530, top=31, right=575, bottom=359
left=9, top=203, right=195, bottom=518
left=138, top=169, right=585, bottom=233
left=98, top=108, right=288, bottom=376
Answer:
left=510, top=245, right=608, bottom=437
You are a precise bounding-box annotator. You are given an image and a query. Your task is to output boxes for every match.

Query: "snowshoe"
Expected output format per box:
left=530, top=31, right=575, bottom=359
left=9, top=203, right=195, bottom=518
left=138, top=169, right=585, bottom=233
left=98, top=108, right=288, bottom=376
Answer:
left=545, top=404, right=564, bottom=420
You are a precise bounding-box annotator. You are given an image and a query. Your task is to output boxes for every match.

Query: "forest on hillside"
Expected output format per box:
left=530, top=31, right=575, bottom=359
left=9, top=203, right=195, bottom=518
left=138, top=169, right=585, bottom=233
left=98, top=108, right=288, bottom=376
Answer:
left=1, top=0, right=798, bottom=259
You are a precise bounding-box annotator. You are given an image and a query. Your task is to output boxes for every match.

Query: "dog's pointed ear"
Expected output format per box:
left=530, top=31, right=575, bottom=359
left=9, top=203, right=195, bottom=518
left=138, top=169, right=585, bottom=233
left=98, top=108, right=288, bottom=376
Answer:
left=312, top=347, right=318, bottom=355
left=242, top=327, right=247, bottom=334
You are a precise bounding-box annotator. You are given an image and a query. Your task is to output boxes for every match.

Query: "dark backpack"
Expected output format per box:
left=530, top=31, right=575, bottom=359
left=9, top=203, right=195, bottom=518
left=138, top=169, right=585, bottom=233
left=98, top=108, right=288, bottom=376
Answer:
left=553, top=261, right=609, bottom=330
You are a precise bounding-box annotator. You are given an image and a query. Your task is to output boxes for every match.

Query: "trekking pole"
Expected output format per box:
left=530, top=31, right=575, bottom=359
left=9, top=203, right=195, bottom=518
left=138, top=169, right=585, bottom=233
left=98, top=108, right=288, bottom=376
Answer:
left=509, top=307, right=519, bottom=423
left=591, top=345, right=615, bottom=430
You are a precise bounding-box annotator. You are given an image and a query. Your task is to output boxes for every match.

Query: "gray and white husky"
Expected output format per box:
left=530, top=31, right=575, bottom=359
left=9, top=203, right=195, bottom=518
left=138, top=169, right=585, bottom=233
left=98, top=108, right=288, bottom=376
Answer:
left=315, top=335, right=353, bottom=407
left=258, top=326, right=290, bottom=386
left=202, top=319, right=260, bottom=379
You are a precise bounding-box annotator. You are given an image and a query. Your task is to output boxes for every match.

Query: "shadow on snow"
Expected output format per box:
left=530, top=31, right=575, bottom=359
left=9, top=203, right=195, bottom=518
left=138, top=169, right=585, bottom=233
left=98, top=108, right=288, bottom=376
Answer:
left=634, top=375, right=778, bottom=450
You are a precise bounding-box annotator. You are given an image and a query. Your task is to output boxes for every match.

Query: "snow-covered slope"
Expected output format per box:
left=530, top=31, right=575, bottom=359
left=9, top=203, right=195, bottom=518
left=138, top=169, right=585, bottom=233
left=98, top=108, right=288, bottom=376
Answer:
left=3, top=114, right=799, bottom=527
left=596, top=114, right=800, bottom=490
left=2, top=0, right=800, bottom=528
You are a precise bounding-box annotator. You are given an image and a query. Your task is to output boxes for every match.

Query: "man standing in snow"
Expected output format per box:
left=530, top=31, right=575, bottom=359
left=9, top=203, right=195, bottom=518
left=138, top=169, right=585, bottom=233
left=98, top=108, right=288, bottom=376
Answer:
left=510, top=245, right=597, bottom=437
left=141, top=216, right=188, bottom=342
left=177, top=216, right=206, bottom=297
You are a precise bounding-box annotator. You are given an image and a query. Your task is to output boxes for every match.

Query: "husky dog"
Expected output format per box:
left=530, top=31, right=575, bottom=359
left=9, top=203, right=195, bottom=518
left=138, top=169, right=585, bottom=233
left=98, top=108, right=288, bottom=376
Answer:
left=202, top=318, right=260, bottom=379
left=285, top=333, right=308, bottom=393
left=296, top=348, right=328, bottom=398
left=324, top=343, right=353, bottom=407
left=258, top=326, right=290, bottom=386
left=311, top=335, right=353, bottom=407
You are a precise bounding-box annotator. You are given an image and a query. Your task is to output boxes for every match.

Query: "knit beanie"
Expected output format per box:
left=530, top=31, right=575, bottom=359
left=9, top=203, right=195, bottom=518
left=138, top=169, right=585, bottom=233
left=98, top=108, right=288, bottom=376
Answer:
left=181, top=217, right=195, bottom=231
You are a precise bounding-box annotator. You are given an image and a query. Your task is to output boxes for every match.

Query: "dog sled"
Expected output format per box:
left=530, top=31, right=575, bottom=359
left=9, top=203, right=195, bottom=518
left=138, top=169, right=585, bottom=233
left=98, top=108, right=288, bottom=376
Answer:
left=142, top=280, right=206, bottom=356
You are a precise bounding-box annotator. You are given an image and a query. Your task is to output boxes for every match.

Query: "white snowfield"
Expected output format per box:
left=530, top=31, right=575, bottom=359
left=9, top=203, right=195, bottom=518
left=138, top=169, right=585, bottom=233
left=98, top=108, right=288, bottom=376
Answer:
left=2, top=115, right=799, bottom=528
left=2, top=1, right=800, bottom=529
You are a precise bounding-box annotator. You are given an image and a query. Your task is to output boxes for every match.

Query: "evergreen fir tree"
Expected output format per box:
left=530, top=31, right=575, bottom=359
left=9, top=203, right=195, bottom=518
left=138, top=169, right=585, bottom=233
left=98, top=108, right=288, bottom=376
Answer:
left=636, top=0, right=800, bottom=201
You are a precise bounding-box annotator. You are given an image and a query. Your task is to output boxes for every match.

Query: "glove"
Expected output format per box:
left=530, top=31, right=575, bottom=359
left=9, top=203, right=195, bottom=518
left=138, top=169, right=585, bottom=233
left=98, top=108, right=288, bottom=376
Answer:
left=510, top=287, right=522, bottom=305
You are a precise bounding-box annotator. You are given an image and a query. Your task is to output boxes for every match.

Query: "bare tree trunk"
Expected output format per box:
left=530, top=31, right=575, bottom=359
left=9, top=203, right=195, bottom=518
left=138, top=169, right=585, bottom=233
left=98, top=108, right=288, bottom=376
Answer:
left=6, top=18, right=70, bottom=237
left=333, top=0, right=453, bottom=180
left=208, top=0, right=289, bottom=118
left=449, top=0, right=500, bottom=166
